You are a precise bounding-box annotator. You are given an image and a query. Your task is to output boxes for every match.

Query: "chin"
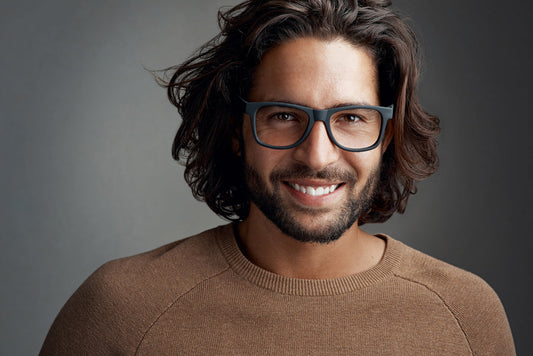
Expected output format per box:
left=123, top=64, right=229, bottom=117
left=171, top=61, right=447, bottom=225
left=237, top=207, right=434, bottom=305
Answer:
left=268, top=207, right=361, bottom=244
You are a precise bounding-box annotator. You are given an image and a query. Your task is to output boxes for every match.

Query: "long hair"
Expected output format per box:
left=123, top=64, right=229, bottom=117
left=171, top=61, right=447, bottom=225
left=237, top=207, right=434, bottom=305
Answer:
left=161, top=0, right=440, bottom=224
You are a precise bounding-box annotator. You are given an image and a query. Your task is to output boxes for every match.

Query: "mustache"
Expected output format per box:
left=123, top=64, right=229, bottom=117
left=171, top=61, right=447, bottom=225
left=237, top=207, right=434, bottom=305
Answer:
left=270, top=164, right=357, bottom=182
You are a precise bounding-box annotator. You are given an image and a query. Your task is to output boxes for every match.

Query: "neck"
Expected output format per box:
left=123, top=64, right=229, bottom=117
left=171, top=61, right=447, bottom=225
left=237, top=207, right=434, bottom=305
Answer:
left=236, top=207, right=385, bottom=279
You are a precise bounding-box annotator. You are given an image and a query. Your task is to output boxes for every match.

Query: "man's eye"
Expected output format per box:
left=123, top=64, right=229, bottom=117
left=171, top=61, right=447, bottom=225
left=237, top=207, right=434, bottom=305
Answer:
left=339, top=114, right=362, bottom=123
left=272, top=112, right=296, bottom=121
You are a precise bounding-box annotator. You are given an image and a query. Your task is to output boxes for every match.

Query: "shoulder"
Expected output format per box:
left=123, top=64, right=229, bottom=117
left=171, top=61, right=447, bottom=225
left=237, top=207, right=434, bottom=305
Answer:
left=91, top=225, right=231, bottom=299
left=97, top=224, right=231, bottom=287
left=393, top=240, right=494, bottom=300
left=390, top=238, right=515, bottom=355
left=40, top=225, right=233, bottom=355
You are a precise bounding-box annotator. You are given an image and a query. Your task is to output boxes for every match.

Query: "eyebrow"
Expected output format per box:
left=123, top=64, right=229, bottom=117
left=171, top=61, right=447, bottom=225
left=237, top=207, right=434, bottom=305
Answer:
left=257, top=98, right=375, bottom=108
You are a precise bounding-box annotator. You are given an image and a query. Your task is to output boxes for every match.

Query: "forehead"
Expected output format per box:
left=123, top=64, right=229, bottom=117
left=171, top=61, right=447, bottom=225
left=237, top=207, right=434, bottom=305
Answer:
left=249, top=37, right=379, bottom=108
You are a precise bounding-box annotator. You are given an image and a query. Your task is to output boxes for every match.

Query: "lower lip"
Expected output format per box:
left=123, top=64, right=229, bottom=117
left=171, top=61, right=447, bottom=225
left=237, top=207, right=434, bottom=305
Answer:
left=284, top=183, right=344, bottom=207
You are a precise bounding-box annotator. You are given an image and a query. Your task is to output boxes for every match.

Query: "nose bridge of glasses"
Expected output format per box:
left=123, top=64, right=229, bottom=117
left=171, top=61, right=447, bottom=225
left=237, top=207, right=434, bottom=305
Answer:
left=310, top=108, right=334, bottom=135
left=312, top=108, right=329, bottom=124
left=306, top=108, right=335, bottom=144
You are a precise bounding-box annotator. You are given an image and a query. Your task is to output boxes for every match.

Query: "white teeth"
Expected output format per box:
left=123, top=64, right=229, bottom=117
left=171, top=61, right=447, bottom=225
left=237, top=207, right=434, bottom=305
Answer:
left=290, top=183, right=339, bottom=196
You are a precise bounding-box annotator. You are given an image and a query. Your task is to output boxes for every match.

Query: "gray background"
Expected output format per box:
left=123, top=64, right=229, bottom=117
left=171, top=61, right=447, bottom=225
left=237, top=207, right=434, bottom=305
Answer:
left=1, top=0, right=531, bottom=354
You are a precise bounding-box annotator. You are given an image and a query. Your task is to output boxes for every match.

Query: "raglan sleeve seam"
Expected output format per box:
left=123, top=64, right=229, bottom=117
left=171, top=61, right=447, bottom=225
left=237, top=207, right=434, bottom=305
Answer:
left=134, top=266, right=232, bottom=355
left=393, top=273, right=474, bottom=355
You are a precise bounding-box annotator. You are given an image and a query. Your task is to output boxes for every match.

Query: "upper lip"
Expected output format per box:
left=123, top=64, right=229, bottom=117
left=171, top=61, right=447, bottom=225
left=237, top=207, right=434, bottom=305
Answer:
left=284, top=179, right=343, bottom=187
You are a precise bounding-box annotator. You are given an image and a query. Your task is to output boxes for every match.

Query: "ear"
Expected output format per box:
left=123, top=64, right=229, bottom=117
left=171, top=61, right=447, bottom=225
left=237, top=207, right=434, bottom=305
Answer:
left=380, top=120, right=394, bottom=154
left=232, top=134, right=242, bottom=156
left=232, top=122, right=243, bottom=157
left=233, top=113, right=247, bottom=157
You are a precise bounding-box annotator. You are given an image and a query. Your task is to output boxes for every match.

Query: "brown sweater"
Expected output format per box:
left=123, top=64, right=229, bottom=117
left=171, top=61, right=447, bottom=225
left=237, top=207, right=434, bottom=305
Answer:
left=40, top=224, right=515, bottom=355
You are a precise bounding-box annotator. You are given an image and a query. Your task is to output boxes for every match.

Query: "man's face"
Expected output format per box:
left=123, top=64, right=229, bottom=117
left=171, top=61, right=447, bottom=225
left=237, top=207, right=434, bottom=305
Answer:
left=242, top=37, right=385, bottom=243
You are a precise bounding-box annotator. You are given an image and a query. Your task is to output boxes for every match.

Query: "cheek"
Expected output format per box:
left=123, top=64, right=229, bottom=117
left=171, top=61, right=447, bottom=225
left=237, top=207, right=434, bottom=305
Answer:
left=344, top=150, right=382, bottom=179
left=245, top=145, right=285, bottom=176
left=242, top=122, right=281, bottom=177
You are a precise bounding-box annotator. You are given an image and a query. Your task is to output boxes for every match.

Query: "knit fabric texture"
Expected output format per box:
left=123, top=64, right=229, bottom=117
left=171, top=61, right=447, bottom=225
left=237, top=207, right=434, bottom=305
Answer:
left=40, top=224, right=515, bottom=355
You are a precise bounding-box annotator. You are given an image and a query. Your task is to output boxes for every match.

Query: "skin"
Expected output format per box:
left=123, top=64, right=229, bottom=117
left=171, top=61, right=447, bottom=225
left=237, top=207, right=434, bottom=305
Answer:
left=237, top=37, right=392, bottom=279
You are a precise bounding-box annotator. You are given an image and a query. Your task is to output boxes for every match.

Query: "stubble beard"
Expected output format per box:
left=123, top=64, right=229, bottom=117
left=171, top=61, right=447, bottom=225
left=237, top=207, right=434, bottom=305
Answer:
left=244, top=162, right=380, bottom=244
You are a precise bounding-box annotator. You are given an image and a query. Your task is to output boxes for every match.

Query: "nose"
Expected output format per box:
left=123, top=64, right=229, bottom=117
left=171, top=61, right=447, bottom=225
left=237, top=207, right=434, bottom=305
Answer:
left=291, top=121, right=341, bottom=171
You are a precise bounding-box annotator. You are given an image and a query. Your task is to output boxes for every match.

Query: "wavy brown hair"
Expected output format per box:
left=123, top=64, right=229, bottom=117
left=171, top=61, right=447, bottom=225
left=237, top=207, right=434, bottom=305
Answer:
left=161, top=0, right=440, bottom=224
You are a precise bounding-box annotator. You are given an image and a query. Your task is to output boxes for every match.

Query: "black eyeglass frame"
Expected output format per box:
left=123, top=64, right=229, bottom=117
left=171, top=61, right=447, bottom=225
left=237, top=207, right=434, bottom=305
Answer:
left=241, top=98, right=394, bottom=152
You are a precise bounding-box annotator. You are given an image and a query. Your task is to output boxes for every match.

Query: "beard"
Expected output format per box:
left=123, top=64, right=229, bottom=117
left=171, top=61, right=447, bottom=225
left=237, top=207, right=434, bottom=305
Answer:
left=244, top=161, right=380, bottom=244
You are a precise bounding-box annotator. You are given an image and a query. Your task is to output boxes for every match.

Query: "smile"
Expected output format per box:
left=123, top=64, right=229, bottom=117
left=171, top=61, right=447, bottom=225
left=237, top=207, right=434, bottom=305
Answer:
left=287, top=182, right=341, bottom=197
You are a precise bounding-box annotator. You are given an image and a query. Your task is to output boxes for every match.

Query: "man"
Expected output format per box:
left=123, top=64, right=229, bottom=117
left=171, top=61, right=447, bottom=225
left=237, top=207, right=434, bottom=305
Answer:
left=41, top=0, right=515, bottom=354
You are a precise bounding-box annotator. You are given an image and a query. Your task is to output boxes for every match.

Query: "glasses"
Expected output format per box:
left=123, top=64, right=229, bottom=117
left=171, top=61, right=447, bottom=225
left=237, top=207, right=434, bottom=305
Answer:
left=241, top=98, right=393, bottom=152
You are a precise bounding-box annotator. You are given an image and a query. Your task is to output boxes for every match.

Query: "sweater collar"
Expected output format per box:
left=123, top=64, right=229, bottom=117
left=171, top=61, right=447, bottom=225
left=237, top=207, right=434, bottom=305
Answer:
left=215, top=224, right=402, bottom=296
